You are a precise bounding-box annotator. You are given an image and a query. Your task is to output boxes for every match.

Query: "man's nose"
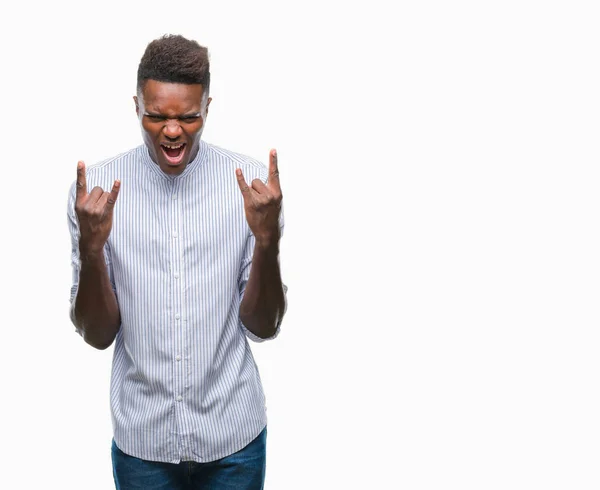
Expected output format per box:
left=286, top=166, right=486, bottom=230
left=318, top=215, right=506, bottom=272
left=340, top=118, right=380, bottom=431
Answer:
left=163, top=120, right=183, bottom=138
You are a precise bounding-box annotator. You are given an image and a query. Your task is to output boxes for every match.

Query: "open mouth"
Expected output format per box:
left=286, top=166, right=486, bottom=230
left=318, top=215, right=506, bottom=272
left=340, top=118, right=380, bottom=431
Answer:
left=160, top=143, right=186, bottom=165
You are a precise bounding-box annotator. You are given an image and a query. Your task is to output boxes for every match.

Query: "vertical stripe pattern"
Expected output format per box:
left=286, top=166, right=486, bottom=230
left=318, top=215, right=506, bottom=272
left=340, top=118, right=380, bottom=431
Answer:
left=67, top=141, right=284, bottom=463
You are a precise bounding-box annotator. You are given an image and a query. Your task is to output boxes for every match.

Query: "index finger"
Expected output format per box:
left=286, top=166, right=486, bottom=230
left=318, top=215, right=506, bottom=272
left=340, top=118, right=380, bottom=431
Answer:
left=267, top=149, right=280, bottom=189
left=76, top=161, right=87, bottom=201
left=105, top=180, right=121, bottom=209
left=236, top=168, right=252, bottom=197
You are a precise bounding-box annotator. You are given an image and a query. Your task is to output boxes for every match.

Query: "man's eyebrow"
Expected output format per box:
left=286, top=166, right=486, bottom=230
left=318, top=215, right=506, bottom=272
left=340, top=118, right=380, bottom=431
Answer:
left=143, top=111, right=201, bottom=118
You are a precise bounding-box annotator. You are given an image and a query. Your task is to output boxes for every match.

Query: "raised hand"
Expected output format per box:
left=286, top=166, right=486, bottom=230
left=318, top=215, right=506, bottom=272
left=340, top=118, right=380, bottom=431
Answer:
left=236, top=149, right=283, bottom=247
left=74, top=161, right=121, bottom=257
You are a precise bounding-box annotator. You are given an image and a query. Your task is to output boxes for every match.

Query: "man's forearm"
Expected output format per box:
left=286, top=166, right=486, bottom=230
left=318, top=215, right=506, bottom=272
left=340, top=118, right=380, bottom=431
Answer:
left=72, top=251, right=121, bottom=350
left=239, top=241, right=286, bottom=339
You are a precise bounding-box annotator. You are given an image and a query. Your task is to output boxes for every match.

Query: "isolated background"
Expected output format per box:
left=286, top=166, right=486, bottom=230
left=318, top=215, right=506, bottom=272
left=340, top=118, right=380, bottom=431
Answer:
left=1, top=0, right=599, bottom=488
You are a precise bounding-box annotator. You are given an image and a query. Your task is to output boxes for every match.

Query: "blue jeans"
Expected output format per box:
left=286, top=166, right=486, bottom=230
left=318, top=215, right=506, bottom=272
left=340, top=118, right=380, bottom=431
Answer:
left=112, top=427, right=267, bottom=489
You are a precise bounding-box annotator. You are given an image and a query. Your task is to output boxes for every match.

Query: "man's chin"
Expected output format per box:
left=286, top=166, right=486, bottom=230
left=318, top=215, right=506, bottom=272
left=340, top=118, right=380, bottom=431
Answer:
left=159, top=159, right=187, bottom=175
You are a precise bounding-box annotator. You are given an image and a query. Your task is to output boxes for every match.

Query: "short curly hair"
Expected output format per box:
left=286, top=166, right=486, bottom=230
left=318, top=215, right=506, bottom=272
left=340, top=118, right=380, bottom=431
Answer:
left=137, top=34, right=210, bottom=94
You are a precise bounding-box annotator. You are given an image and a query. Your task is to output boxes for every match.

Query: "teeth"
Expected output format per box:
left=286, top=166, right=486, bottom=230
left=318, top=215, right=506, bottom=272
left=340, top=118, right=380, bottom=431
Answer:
left=162, top=143, right=184, bottom=149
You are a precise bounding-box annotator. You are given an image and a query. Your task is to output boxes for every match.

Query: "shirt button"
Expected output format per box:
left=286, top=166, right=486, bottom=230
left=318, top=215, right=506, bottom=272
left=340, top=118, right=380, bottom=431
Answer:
left=175, top=313, right=181, bottom=320
left=174, top=272, right=179, bottom=279
left=175, top=355, right=182, bottom=361
left=176, top=395, right=183, bottom=402
left=172, top=231, right=178, bottom=238
left=172, top=194, right=177, bottom=200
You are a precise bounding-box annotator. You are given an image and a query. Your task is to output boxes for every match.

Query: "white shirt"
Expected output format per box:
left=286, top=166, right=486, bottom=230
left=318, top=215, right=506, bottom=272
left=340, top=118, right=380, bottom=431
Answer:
left=67, top=140, right=284, bottom=463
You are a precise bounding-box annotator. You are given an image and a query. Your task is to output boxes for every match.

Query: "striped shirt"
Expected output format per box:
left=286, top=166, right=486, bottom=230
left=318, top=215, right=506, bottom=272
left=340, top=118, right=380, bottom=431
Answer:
left=67, top=140, right=285, bottom=463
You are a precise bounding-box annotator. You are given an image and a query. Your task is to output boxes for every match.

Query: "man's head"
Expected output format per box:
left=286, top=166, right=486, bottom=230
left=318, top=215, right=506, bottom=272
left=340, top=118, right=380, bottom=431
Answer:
left=134, top=34, right=212, bottom=175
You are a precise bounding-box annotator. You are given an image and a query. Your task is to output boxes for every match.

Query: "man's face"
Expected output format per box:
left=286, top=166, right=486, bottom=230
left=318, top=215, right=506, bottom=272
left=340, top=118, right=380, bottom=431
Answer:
left=134, top=79, right=211, bottom=175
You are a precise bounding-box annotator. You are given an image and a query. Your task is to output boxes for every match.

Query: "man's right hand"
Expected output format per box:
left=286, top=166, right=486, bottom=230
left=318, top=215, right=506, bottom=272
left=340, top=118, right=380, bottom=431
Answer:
left=74, top=161, right=120, bottom=258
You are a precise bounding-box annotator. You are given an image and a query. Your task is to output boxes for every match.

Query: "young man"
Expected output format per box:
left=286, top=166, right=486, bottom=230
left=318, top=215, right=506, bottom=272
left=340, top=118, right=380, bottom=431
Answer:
left=67, top=34, right=287, bottom=490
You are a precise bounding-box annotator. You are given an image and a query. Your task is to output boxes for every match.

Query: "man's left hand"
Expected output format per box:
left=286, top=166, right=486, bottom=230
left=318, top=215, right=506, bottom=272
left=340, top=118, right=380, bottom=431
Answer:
left=236, top=149, right=283, bottom=248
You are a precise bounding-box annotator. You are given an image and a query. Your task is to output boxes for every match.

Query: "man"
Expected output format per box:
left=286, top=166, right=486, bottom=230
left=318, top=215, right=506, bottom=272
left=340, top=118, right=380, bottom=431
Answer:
left=67, top=34, right=287, bottom=490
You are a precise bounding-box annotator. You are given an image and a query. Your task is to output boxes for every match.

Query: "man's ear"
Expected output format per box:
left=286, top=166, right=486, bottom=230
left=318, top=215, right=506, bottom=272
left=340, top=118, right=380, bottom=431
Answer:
left=134, top=95, right=139, bottom=116
left=206, top=97, right=212, bottom=115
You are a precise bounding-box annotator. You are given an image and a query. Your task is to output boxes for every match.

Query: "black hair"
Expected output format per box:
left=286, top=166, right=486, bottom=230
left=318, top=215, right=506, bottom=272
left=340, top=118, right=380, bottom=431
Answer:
left=137, top=34, right=210, bottom=93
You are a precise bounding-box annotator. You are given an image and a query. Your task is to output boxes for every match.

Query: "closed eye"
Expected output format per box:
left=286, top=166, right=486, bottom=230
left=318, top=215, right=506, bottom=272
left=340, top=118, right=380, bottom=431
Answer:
left=145, top=115, right=166, bottom=122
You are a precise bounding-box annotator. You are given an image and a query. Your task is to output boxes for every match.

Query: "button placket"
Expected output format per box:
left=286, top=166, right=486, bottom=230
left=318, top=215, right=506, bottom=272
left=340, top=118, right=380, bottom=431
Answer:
left=170, top=179, right=185, bottom=418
